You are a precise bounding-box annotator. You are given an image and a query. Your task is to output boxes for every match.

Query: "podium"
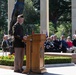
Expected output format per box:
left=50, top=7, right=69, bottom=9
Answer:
left=23, top=34, right=46, bottom=74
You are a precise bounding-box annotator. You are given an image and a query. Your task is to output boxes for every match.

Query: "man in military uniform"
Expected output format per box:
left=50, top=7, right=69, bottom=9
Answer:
left=13, top=14, right=27, bottom=73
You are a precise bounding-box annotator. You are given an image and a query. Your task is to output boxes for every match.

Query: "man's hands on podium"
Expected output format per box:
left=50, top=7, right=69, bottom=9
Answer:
left=23, top=36, right=27, bottom=40
left=22, top=35, right=29, bottom=42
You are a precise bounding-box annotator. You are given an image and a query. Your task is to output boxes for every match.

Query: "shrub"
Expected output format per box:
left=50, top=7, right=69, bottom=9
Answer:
left=0, top=55, right=71, bottom=66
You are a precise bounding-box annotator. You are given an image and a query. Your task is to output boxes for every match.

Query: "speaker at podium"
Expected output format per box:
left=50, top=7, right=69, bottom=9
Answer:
left=23, top=34, right=46, bottom=74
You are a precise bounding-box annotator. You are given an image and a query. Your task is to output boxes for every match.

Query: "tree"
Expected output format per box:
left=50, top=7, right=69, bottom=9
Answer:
left=0, top=0, right=8, bottom=42
left=24, top=0, right=39, bottom=24
left=23, top=0, right=40, bottom=35
left=49, top=0, right=71, bottom=29
left=32, top=0, right=71, bottom=29
left=0, top=0, right=8, bottom=33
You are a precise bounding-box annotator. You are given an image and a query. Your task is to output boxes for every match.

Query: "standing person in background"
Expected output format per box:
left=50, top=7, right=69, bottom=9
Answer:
left=1, top=35, right=9, bottom=56
left=13, top=14, right=27, bottom=73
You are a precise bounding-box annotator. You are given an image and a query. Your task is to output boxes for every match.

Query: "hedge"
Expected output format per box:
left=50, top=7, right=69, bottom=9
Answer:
left=0, top=55, right=71, bottom=66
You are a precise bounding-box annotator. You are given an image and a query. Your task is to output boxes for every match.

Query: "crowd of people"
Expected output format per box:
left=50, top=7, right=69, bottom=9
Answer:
left=44, top=34, right=76, bottom=53
left=1, top=33, right=76, bottom=55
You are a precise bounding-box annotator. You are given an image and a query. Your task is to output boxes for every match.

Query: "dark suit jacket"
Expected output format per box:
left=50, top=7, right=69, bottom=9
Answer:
left=13, top=23, right=25, bottom=48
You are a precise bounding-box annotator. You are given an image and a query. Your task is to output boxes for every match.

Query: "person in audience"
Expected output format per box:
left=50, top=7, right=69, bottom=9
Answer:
left=60, top=35, right=68, bottom=53
left=66, top=36, right=74, bottom=53
left=72, top=34, right=76, bottom=53
left=8, top=37, right=14, bottom=55
left=52, top=35, right=61, bottom=52
left=44, top=37, right=52, bottom=52
left=1, top=35, right=9, bottom=56
left=72, top=34, right=76, bottom=46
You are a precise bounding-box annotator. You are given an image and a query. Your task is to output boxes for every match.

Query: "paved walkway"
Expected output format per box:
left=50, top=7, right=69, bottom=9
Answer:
left=0, top=63, right=76, bottom=75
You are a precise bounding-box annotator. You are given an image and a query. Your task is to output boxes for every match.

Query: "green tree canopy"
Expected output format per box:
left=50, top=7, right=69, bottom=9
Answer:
left=0, top=0, right=8, bottom=34
left=32, top=0, right=71, bottom=28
